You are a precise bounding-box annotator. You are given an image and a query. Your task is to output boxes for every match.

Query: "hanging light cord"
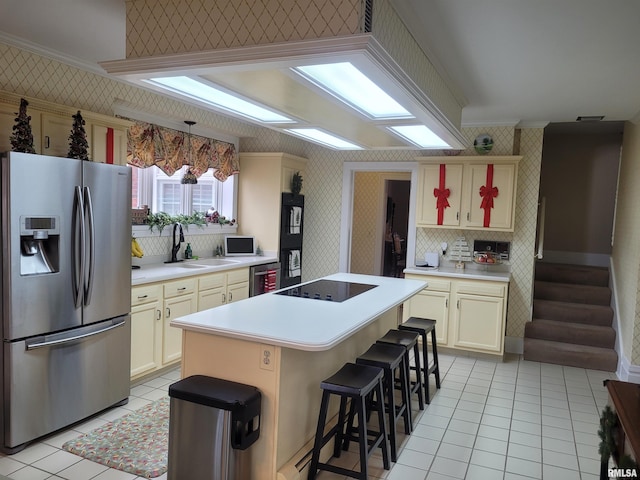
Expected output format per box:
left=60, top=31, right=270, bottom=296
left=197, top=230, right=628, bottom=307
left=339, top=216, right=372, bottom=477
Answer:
left=181, top=120, right=197, bottom=185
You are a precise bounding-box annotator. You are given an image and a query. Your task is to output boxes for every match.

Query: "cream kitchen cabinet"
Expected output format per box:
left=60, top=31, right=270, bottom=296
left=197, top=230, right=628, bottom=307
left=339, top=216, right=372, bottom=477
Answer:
left=0, top=101, right=42, bottom=154
left=0, top=91, right=131, bottom=162
left=130, top=284, right=163, bottom=379
left=415, top=156, right=521, bottom=232
left=402, top=276, right=451, bottom=346
left=452, top=281, right=506, bottom=353
left=197, top=268, right=249, bottom=311
left=403, top=273, right=508, bottom=355
left=163, top=278, right=197, bottom=365
left=237, top=153, right=307, bottom=253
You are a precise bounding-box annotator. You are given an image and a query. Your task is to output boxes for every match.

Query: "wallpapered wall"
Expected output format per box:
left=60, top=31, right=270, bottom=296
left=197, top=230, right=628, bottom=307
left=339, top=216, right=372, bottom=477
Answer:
left=612, top=122, right=640, bottom=366
left=2, top=41, right=612, bottom=354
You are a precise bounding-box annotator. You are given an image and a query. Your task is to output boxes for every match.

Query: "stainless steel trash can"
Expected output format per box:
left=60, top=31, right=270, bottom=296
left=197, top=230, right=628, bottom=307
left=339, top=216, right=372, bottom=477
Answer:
left=167, top=375, right=261, bottom=480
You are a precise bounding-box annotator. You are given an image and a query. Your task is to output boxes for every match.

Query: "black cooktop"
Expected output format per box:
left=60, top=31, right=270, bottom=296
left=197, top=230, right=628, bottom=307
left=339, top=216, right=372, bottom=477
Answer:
left=275, top=279, right=377, bottom=302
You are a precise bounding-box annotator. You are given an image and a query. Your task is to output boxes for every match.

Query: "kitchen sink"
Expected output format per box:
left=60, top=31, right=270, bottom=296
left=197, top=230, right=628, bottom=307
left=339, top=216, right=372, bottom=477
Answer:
left=193, top=258, right=240, bottom=266
left=171, top=263, right=207, bottom=269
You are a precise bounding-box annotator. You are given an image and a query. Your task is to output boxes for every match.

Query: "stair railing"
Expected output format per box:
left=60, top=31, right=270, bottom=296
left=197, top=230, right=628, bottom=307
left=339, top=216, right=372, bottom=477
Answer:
left=535, top=196, right=546, bottom=259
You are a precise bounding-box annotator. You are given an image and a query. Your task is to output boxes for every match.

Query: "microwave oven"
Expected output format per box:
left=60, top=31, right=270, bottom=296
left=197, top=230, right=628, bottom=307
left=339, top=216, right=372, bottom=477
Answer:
left=224, top=235, right=256, bottom=256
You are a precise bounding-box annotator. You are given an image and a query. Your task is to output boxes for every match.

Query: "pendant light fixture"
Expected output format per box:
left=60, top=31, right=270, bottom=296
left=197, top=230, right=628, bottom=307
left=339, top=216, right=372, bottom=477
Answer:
left=181, top=120, right=198, bottom=185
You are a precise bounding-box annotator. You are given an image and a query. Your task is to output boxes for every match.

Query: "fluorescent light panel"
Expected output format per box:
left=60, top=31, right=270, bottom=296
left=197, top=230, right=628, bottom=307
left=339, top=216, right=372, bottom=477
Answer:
left=147, top=76, right=294, bottom=123
left=285, top=128, right=362, bottom=150
left=389, top=125, right=450, bottom=148
left=293, top=63, right=414, bottom=120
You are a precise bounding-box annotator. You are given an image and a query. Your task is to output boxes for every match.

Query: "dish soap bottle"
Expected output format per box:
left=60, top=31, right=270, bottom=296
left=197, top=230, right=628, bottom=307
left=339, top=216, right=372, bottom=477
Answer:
left=185, top=243, right=192, bottom=259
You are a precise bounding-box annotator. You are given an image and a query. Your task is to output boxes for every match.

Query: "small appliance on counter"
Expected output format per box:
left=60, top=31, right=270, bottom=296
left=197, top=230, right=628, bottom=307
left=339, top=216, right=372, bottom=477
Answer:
left=415, top=251, right=439, bottom=269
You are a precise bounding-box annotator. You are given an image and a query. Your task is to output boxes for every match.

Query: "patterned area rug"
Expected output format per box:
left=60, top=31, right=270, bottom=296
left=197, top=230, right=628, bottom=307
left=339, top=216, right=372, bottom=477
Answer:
left=63, top=397, right=169, bottom=478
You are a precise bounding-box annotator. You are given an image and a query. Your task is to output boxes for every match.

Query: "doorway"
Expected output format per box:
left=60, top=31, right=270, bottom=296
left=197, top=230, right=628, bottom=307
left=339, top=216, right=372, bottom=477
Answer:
left=383, top=179, right=411, bottom=277
left=340, top=163, right=416, bottom=275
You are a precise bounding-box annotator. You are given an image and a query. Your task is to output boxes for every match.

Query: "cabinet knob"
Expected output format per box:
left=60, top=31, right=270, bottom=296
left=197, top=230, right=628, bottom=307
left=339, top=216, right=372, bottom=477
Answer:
left=166, top=307, right=171, bottom=318
left=229, top=292, right=233, bottom=302
left=222, top=293, right=226, bottom=304
left=137, top=294, right=148, bottom=300
left=177, top=287, right=186, bottom=291
left=156, top=310, right=161, bottom=321
left=466, top=212, right=470, bottom=221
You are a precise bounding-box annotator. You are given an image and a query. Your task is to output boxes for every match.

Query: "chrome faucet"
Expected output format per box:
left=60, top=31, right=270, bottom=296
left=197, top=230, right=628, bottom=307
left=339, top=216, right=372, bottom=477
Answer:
left=167, top=223, right=184, bottom=263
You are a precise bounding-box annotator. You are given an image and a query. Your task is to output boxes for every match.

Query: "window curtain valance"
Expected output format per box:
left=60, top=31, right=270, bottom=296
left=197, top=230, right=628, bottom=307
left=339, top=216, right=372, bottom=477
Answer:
left=127, top=122, right=239, bottom=181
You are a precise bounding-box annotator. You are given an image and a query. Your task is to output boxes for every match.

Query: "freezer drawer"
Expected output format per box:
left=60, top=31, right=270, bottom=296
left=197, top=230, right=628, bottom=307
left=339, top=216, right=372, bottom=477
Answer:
left=2, top=316, right=131, bottom=452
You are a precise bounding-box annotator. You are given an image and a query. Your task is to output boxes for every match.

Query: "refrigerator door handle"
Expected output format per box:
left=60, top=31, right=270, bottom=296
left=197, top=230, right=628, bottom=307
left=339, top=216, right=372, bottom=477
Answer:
left=72, top=186, right=85, bottom=308
left=25, top=319, right=126, bottom=350
left=83, top=186, right=95, bottom=306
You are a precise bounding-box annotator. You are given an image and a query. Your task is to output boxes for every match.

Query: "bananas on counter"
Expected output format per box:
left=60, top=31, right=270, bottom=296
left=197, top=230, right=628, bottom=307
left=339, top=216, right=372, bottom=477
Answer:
left=131, top=237, right=144, bottom=258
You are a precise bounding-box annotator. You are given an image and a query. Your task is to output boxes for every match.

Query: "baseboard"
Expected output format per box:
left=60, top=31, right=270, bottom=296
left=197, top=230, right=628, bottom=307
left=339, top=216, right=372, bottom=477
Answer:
left=617, top=354, right=640, bottom=384
left=505, top=336, right=524, bottom=355
left=541, top=250, right=610, bottom=267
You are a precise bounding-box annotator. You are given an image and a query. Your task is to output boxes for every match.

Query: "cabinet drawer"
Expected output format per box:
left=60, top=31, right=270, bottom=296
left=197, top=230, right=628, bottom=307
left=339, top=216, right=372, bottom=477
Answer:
left=198, top=273, right=225, bottom=291
left=131, top=284, right=162, bottom=306
left=226, top=268, right=249, bottom=286
left=405, top=274, right=450, bottom=292
left=456, top=282, right=506, bottom=298
left=164, top=278, right=197, bottom=298
left=422, top=278, right=451, bottom=292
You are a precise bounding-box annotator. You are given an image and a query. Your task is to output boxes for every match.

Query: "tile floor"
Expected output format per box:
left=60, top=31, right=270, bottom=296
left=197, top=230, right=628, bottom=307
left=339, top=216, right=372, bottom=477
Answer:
left=0, top=353, right=614, bottom=480
left=0, top=369, right=180, bottom=480
left=316, top=352, right=614, bottom=480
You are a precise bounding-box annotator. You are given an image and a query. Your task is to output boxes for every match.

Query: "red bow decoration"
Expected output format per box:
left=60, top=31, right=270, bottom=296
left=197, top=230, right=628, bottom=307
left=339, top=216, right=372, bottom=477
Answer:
left=479, top=164, right=499, bottom=227
left=433, top=164, right=450, bottom=225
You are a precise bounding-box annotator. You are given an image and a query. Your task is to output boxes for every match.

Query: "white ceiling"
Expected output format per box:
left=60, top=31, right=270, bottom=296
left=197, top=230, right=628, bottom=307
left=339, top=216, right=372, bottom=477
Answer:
left=1, top=0, right=639, bottom=128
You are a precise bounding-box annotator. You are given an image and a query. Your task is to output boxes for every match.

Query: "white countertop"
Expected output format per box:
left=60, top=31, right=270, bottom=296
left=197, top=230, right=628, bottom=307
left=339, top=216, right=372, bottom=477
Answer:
left=404, top=266, right=511, bottom=282
left=131, top=254, right=279, bottom=285
left=170, top=273, right=427, bottom=351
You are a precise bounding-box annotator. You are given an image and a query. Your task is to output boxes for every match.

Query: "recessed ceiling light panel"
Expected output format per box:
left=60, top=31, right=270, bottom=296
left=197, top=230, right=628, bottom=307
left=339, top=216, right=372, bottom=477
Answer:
left=285, top=128, right=363, bottom=150
left=388, top=125, right=450, bottom=148
left=146, top=76, right=295, bottom=124
left=293, top=62, right=414, bottom=120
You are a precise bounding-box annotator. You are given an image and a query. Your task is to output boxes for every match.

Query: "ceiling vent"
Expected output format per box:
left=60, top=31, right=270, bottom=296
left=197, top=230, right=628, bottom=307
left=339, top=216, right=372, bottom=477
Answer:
left=576, top=116, right=605, bottom=122
left=102, top=0, right=466, bottom=150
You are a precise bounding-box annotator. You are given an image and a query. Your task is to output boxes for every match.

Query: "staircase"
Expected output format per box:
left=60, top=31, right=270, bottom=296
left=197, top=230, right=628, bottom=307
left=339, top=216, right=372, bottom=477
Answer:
left=524, top=262, right=618, bottom=371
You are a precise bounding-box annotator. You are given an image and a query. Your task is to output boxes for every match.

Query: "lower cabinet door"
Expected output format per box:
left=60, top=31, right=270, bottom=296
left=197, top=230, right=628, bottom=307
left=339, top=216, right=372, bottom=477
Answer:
left=198, top=287, right=225, bottom=311
left=130, top=300, right=162, bottom=378
left=163, top=294, right=196, bottom=365
left=227, top=281, right=249, bottom=304
left=403, top=290, right=449, bottom=346
left=452, top=293, right=504, bottom=352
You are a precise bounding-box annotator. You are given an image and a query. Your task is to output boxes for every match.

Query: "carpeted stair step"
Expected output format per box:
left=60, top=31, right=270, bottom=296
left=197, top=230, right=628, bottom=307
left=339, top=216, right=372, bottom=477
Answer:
left=533, top=299, right=613, bottom=326
left=524, top=338, right=617, bottom=372
left=534, top=280, right=611, bottom=306
left=525, top=319, right=615, bottom=349
left=535, top=262, right=609, bottom=287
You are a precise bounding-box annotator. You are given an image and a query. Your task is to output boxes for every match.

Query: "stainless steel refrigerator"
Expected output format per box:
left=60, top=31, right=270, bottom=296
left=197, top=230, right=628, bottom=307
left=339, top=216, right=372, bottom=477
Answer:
left=0, top=152, right=132, bottom=453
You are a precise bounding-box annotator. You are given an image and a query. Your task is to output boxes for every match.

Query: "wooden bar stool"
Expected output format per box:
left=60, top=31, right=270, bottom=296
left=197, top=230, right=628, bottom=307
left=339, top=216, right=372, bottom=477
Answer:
left=351, top=343, right=411, bottom=462
left=376, top=329, right=425, bottom=422
left=308, top=362, right=390, bottom=480
left=399, top=317, right=441, bottom=404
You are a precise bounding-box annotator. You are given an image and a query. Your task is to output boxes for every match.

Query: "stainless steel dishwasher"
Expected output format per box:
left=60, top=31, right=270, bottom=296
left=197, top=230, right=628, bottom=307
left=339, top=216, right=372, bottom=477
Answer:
left=249, top=262, right=282, bottom=296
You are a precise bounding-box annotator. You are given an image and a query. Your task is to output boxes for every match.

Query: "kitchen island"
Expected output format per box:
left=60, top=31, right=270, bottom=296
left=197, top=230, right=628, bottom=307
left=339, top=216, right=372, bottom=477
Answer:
left=171, top=272, right=426, bottom=479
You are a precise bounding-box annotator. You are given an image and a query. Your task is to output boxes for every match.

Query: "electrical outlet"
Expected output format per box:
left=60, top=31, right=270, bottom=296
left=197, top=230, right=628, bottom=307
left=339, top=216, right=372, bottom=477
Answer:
left=260, top=344, right=275, bottom=371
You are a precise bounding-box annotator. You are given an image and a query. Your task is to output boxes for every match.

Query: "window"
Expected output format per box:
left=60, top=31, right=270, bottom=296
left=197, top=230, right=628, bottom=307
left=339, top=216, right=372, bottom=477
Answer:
left=130, top=164, right=236, bottom=219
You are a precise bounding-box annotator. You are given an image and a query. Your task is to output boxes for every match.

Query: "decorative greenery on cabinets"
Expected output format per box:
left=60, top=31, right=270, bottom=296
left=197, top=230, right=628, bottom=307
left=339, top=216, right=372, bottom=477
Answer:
left=68, top=111, right=89, bottom=160
left=291, top=171, right=303, bottom=195
left=10, top=98, right=36, bottom=153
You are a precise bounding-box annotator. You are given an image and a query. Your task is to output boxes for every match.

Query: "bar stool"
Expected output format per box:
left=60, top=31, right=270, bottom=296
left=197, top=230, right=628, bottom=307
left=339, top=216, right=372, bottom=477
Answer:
left=349, top=343, right=411, bottom=462
left=399, top=317, right=441, bottom=404
left=308, top=362, right=390, bottom=480
left=376, top=329, right=425, bottom=422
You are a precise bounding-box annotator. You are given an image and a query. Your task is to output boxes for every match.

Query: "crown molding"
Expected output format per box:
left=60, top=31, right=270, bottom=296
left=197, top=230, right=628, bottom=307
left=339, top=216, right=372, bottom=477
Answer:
left=0, top=32, right=108, bottom=77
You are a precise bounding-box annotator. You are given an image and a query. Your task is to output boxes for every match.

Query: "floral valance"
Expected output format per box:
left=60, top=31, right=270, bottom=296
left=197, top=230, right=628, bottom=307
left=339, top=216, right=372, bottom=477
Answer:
left=127, top=122, right=239, bottom=181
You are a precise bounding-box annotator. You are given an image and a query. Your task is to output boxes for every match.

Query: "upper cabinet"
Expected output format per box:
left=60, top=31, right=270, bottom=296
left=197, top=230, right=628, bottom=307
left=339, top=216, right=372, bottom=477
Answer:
left=237, top=152, right=307, bottom=253
left=0, top=91, right=131, bottom=164
left=416, top=156, right=521, bottom=232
